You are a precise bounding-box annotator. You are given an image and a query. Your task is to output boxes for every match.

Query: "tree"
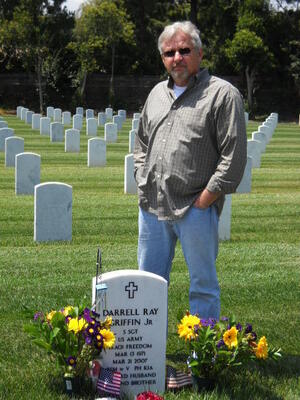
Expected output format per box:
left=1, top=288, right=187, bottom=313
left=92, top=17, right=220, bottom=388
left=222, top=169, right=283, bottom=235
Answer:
left=0, top=0, right=74, bottom=112
left=225, top=1, right=274, bottom=116
left=71, top=0, right=135, bottom=106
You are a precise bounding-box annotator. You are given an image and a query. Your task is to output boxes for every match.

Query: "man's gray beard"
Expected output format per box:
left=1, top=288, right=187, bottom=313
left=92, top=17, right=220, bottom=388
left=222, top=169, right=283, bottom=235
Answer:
left=170, top=68, right=190, bottom=84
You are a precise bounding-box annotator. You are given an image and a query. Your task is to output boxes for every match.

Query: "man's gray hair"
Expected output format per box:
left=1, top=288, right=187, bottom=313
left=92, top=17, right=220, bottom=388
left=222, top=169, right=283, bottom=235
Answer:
left=158, top=21, right=202, bottom=54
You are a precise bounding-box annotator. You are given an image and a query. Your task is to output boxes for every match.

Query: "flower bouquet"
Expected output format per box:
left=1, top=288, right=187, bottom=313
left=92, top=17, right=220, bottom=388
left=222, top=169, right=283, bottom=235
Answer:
left=24, top=305, right=115, bottom=394
left=178, top=313, right=281, bottom=389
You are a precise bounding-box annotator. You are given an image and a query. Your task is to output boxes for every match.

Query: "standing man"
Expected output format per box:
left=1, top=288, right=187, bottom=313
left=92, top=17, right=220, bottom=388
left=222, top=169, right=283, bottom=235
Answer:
left=133, top=21, right=247, bottom=319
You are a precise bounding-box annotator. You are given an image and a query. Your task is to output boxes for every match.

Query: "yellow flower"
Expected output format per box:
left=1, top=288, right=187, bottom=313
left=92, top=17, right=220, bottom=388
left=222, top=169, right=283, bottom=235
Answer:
left=223, top=326, right=238, bottom=349
left=177, top=314, right=201, bottom=341
left=46, top=310, right=57, bottom=322
left=255, top=336, right=268, bottom=359
left=62, top=306, right=73, bottom=316
left=68, top=317, right=87, bottom=334
left=100, top=329, right=115, bottom=349
left=104, top=316, right=113, bottom=328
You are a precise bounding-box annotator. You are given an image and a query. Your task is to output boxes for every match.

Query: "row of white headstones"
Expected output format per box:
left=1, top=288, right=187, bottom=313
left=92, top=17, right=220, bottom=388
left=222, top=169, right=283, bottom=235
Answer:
left=0, top=109, right=278, bottom=242
left=0, top=106, right=140, bottom=242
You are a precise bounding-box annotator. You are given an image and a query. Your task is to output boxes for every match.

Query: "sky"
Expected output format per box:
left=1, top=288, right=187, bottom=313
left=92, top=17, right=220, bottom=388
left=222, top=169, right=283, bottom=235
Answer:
left=64, top=0, right=85, bottom=12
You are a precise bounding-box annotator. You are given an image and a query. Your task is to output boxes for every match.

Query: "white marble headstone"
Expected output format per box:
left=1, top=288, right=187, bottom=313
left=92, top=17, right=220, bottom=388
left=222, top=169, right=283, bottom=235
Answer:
left=124, top=154, right=137, bottom=194
left=129, top=130, right=136, bottom=154
left=46, top=106, right=54, bottom=119
left=32, top=113, right=41, bottom=130
left=86, top=109, right=94, bottom=119
left=105, top=107, right=113, bottom=120
left=54, top=108, right=62, bottom=122
left=40, top=117, right=51, bottom=136
left=86, top=118, right=98, bottom=136
left=5, top=136, right=24, bottom=167
left=236, top=156, right=252, bottom=193
left=21, top=108, right=29, bottom=121
left=0, top=121, right=8, bottom=129
left=104, top=123, right=118, bottom=143
left=113, top=115, right=123, bottom=131
left=50, top=122, right=64, bottom=142
left=65, top=129, right=80, bottom=153
left=133, top=113, right=140, bottom=120
left=15, top=152, right=41, bottom=195
left=34, top=182, right=72, bottom=242
left=62, top=111, right=71, bottom=126
left=92, top=270, right=168, bottom=398
left=76, top=107, right=84, bottom=116
left=73, top=114, right=83, bottom=131
left=247, top=140, right=261, bottom=168
left=88, top=138, right=106, bottom=167
left=252, top=131, right=267, bottom=153
left=132, top=119, right=139, bottom=130
left=17, top=106, right=22, bottom=118
left=0, top=127, right=14, bottom=151
left=118, top=109, right=126, bottom=122
left=98, top=112, right=106, bottom=126
left=218, top=194, right=232, bottom=241
left=25, top=111, right=34, bottom=125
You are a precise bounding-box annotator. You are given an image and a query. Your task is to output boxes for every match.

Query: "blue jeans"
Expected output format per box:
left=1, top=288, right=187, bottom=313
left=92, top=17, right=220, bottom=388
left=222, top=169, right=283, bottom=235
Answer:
left=138, top=206, right=220, bottom=319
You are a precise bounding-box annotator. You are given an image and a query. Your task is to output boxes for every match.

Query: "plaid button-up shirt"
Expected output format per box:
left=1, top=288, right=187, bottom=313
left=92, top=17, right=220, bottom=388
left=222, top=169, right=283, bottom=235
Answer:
left=134, top=68, right=247, bottom=220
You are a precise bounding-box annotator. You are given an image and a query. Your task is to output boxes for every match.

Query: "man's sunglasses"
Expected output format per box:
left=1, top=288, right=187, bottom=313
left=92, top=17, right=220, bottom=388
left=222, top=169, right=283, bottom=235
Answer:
left=162, top=47, right=192, bottom=58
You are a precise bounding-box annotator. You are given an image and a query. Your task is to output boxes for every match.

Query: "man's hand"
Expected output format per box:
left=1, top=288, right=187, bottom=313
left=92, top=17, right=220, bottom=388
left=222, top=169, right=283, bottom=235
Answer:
left=193, top=189, right=221, bottom=209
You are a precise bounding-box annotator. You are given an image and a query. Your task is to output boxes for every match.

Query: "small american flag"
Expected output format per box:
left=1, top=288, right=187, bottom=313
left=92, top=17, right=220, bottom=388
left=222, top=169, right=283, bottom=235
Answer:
left=166, top=365, right=193, bottom=389
left=97, top=368, right=122, bottom=396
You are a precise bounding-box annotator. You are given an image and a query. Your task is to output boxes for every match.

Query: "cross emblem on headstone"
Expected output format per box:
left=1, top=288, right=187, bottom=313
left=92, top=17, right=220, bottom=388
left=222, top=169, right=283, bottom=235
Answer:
left=125, top=281, right=138, bottom=299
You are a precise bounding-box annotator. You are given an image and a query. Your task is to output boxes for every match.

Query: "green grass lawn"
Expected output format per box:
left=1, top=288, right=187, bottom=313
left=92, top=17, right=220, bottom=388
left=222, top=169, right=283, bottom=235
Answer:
left=0, top=114, right=299, bottom=400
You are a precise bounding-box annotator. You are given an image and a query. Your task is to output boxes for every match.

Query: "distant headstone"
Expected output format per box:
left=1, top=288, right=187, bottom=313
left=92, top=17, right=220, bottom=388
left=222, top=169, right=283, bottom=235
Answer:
left=244, top=112, right=249, bottom=126
left=40, top=117, right=51, bottom=136
left=247, top=140, right=261, bottom=168
left=46, top=106, right=54, bottom=119
left=218, top=194, right=231, bottom=241
left=113, top=115, right=123, bottom=131
left=15, top=152, right=41, bottom=195
left=105, top=107, right=113, bottom=119
left=25, top=111, right=34, bottom=125
left=76, top=107, right=84, bottom=116
left=124, top=154, right=137, bottom=194
left=87, top=138, right=106, bottom=167
left=258, top=125, right=272, bottom=142
left=132, top=119, right=139, bottom=130
left=98, top=112, right=106, bottom=126
left=73, top=114, right=83, bottom=131
left=62, top=111, right=71, bottom=126
left=0, top=127, right=14, bottom=151
left=50, top=122, right=64, bottom=142
left=86, top=118, right=98, bottom=136
left=118, top=109, right=126, bottom=122
left=21, top=108, right=29, bottom=121
left=32, top=113, right=41, bottom=130
left=236, top=156, right=252, bottom=193
left=92, top=270, right=168, bottom=398
left=54, top=108, right=62, bottom=122
left=65, top=129, right=80, bottom=153
left=5, top=136, right=24, bottom=167
left=86, top=109, right=94, bottom=119
left=129, top=130, right=136, bottom=153
left=252, top=131, right=267, bottom=153
left=17, top=106, right=22, bottom=118
left=104, top=123, right=118, bottom=143
left=34, top=182, right=72, bottom=242
left=133, top=113, right=140, bottom=120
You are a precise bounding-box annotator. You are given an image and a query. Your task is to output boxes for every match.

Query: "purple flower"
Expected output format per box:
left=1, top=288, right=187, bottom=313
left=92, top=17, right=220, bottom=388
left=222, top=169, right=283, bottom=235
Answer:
left=34, top=312, right=44, bottom=322
left=85, top=336, right=93, bottom=345
left=200, top=318, right=216, bottom=328
left=217, top=339, right=225, bottom=348
left=67, top=356, right=76, bottom=368
left=245, top=323, right=252, bottom=334
left=83, top=308, right=93, bottom=323
left=221, top=316, right=229, bottom=321
left=236, top=323, right=243, bottom=332
left=65, top=316, right=72, bottom=324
